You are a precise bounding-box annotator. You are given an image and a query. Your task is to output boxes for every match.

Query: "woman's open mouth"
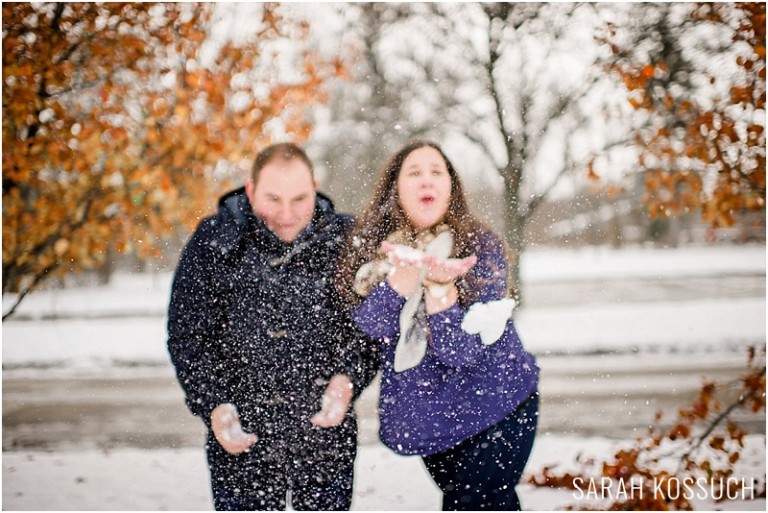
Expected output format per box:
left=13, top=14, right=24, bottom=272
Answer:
left=419, top=195, right=435, bottom=206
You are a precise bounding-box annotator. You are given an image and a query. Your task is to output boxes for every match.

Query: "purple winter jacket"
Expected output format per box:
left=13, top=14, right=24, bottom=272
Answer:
left=352, top=230, right=539, bottom=456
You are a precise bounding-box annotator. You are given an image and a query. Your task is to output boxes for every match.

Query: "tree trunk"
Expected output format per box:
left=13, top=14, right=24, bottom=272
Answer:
left=97, top=248, right=115, bottom=286
left=502, top=160, right=526, bottom=305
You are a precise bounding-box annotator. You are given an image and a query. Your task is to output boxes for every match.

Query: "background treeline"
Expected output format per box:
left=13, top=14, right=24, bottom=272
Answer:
left=3, top=2, right=764, bottom=316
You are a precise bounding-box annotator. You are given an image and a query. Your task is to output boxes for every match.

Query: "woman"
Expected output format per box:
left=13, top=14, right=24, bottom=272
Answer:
left=335, top=141, right=540, bottom=510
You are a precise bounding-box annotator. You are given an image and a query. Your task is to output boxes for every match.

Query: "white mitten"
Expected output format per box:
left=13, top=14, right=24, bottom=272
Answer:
left=461, top=297, right=517, bottom=346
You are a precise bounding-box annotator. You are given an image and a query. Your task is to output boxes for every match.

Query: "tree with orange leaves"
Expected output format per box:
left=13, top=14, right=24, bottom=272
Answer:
left=598, top=2, right=765, bottom=229
left=2, top=3, right=332, bottom=319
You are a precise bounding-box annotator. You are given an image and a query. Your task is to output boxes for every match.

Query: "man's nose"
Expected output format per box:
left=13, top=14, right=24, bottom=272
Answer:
left=275, top=203, right=292, bottom=221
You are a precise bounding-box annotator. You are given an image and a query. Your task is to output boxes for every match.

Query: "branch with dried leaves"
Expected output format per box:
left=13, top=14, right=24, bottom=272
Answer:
left=526, top=345, right=766, bottom=511
left=3, top=3, right=338, bottom=317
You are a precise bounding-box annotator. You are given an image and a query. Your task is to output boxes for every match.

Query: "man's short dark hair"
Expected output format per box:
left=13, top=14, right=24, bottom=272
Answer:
left=251, top=143, right=314, bottom=184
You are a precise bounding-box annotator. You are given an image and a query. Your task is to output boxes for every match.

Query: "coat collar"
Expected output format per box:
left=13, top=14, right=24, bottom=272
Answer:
left=212, top=187, right=343, bottom=259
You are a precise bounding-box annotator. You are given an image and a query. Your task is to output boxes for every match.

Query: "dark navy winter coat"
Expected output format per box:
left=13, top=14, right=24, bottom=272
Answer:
left=167, top=187, right=379, bottom=493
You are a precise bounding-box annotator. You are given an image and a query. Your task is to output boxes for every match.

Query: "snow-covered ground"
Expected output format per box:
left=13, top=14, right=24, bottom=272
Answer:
left=4, top=433, right=764, bottom=511
left=3, top=243, right=766, bottom=510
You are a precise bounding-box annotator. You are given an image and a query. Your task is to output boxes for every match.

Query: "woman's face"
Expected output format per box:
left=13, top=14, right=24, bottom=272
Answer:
left=396, top=146, right=452, bottom=230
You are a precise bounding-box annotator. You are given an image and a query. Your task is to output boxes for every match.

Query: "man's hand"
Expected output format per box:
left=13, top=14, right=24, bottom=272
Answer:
left=310, top=374, right=353, bottom=428
left=211, top=403, right=257, bottom=455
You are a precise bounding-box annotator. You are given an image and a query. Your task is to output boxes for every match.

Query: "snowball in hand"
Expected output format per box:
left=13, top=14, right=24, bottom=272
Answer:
left=387, top=244, right=426, bottom=264
left=313, top=394, right=346, bottom=424
left=212, top=403, right=256, bottom=454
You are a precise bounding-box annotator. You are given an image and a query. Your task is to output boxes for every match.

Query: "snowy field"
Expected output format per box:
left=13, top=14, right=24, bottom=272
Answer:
left=3, top=244, right=765, bottom=368
left=3, top=243, right=766, bottom=510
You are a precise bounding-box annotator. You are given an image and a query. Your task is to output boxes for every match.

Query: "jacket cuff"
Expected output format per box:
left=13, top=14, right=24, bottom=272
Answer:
left=189, top=387, right=230, bottom=430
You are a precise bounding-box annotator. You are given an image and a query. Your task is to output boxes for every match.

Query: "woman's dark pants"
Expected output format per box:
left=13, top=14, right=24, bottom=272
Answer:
left=422, top=392, right=539, bottom=511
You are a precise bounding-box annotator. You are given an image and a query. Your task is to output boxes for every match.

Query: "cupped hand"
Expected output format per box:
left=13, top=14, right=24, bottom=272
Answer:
left=381, top=241, right=423, bottom=297
left=381, top=241, right=423, bottom=268
left=423, top=254, right=477, bottom=284
left=211, top=403, right=257, bottom=455
left=311, top=374, right=353, bottom=428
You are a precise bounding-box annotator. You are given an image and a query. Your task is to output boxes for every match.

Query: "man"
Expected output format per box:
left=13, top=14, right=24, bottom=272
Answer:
left=167, top=143, right=379, bottom=510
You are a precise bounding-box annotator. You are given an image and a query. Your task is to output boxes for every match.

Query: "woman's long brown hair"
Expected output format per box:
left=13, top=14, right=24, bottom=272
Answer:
left=335, top=140, right=501, bottom=308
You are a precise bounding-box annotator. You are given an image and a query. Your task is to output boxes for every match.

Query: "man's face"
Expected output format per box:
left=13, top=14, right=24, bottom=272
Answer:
left=246, top=158, right=317, bottom=243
